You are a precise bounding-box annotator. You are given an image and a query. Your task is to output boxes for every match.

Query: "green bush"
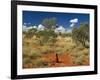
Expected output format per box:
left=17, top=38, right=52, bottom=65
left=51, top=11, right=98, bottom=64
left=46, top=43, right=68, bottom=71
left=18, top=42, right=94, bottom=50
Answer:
left=23, top=57, right=32, bottom=64
left=34, top=59, right=48, bottom=67
left=40, top=46, right=52, bottom=54
left=72, top=23, right=89, bottom=47
left=29, top=50, right=41, bottom=59
left=77, top=46, right=85, bottom=51
left=82, top=48, right=89, bottom=55
left=55, top=47, right=64, bottom=54
left=23, top=46, right=31, bottom=58
left=74, top=55, right=85, bottom=65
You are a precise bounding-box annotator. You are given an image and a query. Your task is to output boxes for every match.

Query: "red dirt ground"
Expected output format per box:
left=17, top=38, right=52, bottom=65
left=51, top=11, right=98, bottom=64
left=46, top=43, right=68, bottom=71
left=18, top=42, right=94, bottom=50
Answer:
left=41, top=53, right=75, bottom=67
left=23, top=53, right=89, bottom=68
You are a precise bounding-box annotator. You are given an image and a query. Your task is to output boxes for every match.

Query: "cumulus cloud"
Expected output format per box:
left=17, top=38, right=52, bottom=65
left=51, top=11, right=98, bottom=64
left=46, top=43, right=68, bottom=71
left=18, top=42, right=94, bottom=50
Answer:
left=70, top=18, right=78, bottom=23
left=70, top=23, right=75, bottom=27
left=37, top=24, right=45, bottom=30
left=33, top=26, right=37, bottom=29
left=23, top=25, right=37, bottom=31
left=55, top=26, right=66, bottom=33
left=23, top=25, right=27, bottom=31
left=69, top=18, right=78, bottom=27
left=26, top=26, right=33, bottom=30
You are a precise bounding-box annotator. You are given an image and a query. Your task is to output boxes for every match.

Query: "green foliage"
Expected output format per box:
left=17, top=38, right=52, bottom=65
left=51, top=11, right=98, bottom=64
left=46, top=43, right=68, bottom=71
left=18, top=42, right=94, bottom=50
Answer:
left=72, top=23, right=89, bottom=47
left=29, top=50, right=41, bottom=59
left=61, top=33, right=72, bottom=37
left=40, top=46, right=51, bottom=54
left=55, top=47, right=63, bottom=54
left=36, top=29, right=57, bottom=46
left=23, top=46, right=31, bottom=58
left=34, top=59, right=48, bottom=67
left=42, top=17, right=57, bottom=29
left=74, top=55, right=85, bottom=65
left=23, top=57, right=32, bottom=64
left=25, top=28, right=37, bottom=38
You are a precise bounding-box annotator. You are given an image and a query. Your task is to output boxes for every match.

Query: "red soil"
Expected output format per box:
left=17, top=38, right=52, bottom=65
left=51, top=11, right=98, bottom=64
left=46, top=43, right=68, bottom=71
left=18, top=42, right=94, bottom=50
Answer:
left=23, top=53, right=89, bottom=68
left=41, top=53, right=74, bottom=67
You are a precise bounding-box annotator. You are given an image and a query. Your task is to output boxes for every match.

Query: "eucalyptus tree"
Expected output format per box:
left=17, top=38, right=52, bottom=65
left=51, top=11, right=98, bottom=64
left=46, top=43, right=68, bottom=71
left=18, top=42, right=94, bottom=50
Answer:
left=72, top=23, right=89, bottom=48
left=42, top=17, right=57, bottom=29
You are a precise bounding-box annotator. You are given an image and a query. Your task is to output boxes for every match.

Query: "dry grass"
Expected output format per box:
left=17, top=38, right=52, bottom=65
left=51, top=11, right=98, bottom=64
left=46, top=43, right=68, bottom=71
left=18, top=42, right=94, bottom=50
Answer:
left=23, top=35, right=89, bottom=68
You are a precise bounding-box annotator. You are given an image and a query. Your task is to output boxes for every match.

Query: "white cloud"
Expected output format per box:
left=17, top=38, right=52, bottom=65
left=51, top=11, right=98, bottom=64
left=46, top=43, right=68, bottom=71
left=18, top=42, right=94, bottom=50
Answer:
left=55, top=26, right=66, bottom=33
left=69, top=18, right=78, bottom=27
left=37, top=24, right=45, bottom=30
left=23, top=25, right=27, bottom=31
left=66, top=29, right=72, bottom=33
left=24, top=23, right=27, bottom=26
left=70, top=18, right=78, bottom=23
left=23, top=25, right=36, bottom=31
left=70, top=23, right=75, bottom=27
left=33, top=26, right=37, bottom=29
left=26, top=26, right=33, bottom=30
left=23, top=24, right=45, bottom=31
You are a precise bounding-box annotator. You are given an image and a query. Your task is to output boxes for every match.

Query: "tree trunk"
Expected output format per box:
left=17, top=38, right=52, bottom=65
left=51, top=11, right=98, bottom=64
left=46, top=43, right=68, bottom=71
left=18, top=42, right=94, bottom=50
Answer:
left=56, top=53, right=59, bottom=63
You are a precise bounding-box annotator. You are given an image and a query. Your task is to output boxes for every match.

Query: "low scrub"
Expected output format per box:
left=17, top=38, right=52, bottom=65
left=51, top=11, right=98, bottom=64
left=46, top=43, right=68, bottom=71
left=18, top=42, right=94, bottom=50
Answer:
left=29, top=50, right=41, bottom=59
left=34, top=59, right=49, bottom=67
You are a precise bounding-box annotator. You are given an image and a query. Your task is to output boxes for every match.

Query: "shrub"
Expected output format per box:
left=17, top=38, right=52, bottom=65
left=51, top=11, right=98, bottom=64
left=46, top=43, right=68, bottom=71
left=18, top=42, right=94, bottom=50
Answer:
left=23, top=57, right=32, bottom=64
left=74, top=55, right=85, bottom=65
left=23, top=46, right=31, bottom=58
left=29, top=50, right=41, bottom=59
left=82, top=48, right=89, bottom=55
left=34, top=59, right=48, bottom=67
left=55, top=47, right=64, bottom=54
left=73, top=51, right=84, bottom=58
left=41, top=46, right=51, bottom=54
left=77, top=46, right=85, bottom=51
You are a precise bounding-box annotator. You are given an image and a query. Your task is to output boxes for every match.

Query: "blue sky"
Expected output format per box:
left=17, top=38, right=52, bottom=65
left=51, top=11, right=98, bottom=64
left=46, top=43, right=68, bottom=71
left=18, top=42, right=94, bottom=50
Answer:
left=23, top=11, right=89, bottom=30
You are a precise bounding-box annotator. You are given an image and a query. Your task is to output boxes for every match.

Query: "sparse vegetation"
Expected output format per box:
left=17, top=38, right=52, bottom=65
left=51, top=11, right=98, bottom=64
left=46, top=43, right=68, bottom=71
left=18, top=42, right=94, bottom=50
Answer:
left=23, top=19, right=89, bottom=68
left=72, top=23, right=89, bottom=48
